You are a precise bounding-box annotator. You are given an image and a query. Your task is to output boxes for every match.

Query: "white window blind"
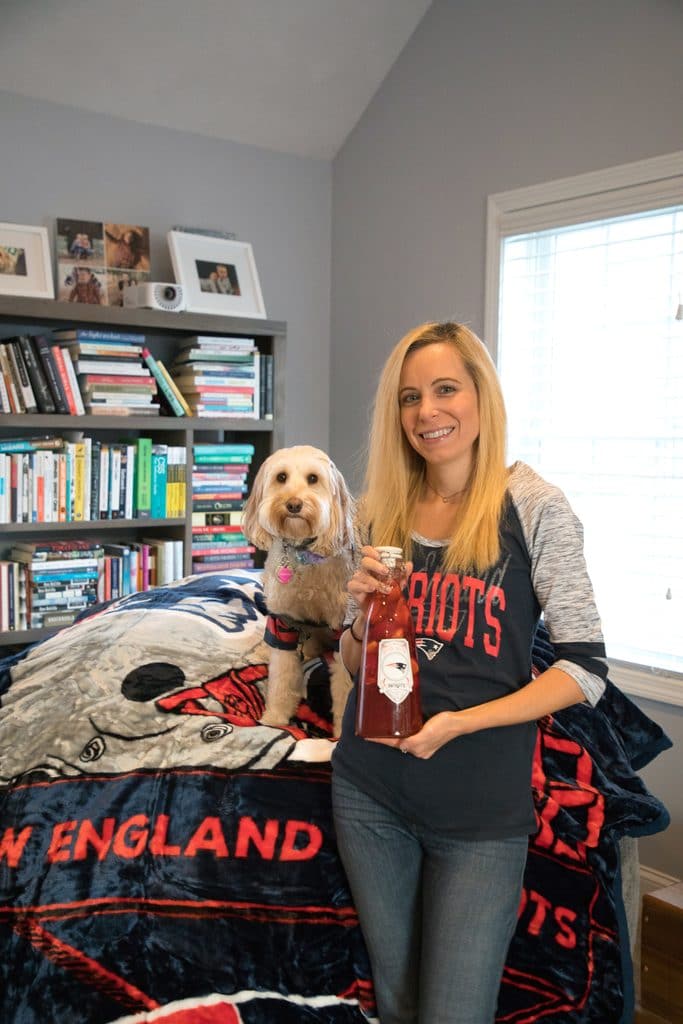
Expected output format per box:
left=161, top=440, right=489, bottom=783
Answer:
left=487, top=155, right=683, bottom=698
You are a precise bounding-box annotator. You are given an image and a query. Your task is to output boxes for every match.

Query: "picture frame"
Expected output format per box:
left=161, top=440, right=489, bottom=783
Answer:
left=0, top=223, right=54, bottom=299
left=167, top=231, right=266, bottom=318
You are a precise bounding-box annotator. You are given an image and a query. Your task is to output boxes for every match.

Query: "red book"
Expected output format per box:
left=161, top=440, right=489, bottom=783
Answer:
left=191, top=524, right=245, bottom=535
left=78, top=374, right=157, bottom=387
left=50, top=344, right=79, bottom=415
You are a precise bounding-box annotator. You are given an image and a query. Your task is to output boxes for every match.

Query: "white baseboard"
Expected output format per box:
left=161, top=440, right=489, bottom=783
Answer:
left=639, top=864, right=680, bottom=894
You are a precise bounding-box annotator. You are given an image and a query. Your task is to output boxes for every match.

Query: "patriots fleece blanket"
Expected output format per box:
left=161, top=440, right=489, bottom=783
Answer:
left=0, top=571, right=671, bottom=1023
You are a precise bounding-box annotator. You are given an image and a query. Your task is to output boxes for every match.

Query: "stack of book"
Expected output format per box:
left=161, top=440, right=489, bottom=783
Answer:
left=170, top=335, right=265, bottom=419
left=52, top=328, right=159, bottom=416
left=191, top=443, right=256, bottom=571
left=10, top=539, right=103, bottom=630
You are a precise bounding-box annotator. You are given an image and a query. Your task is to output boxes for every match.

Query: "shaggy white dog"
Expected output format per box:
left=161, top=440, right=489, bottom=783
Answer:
left=242, top=445, right=357, bottom=735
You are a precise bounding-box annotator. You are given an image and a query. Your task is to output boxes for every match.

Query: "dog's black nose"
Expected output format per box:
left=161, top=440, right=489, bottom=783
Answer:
left=286, top=499, right=303, bottom=514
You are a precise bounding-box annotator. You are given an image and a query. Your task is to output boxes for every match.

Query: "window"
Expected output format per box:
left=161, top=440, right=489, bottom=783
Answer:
left=486, top=153, right=683, bottom=706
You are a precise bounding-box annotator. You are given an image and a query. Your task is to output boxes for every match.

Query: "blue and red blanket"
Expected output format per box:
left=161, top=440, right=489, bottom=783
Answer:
left=0, top=572, right=670, bottom=1023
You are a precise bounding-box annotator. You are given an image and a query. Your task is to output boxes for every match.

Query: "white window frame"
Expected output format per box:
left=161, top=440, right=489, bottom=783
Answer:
left=485, top=150, right=683, bottom=709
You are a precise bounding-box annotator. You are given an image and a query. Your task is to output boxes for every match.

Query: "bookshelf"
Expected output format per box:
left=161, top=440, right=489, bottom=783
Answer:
left=0, top=295, right=286, bottom=648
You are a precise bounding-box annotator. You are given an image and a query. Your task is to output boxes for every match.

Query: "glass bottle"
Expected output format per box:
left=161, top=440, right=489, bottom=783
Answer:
left=355, top=545, right=423, bottom=739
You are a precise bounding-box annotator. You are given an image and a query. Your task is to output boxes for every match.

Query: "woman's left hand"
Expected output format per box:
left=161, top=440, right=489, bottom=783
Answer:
left=368, top=711, right=465, bottom=760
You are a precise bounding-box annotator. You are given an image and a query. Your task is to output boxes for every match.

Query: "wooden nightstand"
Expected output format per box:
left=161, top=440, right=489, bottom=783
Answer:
left=640, top=882, right=683, bottom=1023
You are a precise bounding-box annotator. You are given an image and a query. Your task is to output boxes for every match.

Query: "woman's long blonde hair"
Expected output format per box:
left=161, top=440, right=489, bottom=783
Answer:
left=362, top=321, right=509, bottom=574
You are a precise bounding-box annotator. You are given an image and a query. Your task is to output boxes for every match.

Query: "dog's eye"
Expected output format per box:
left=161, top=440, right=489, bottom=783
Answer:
left=307, top=473, right=319, bottom=484
left=276, top=471, right=287, bottom=483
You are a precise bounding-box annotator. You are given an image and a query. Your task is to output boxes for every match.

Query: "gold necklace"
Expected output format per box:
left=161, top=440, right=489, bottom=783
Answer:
left=425, top=479, right=468, bottom=504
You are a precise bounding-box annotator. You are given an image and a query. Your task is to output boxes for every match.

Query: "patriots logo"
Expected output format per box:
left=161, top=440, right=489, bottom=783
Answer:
left=415, top=637, right=443, bottom=660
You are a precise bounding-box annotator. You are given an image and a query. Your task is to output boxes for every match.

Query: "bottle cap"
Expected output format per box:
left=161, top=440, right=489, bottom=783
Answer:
left=376, top=545, right=403, bottom=567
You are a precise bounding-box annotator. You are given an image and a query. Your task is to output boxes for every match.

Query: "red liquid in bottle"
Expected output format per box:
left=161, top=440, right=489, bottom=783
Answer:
left=355, top=547, right=423, bottom=738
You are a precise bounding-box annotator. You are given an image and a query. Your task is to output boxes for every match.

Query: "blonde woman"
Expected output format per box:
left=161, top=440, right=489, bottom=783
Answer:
left=332, top=321, right=607, bottom=1023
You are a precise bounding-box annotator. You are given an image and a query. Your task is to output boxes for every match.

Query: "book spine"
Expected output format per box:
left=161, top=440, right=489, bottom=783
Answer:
left=0, top=346, right=22, bottom=412
left=50, top=344, right=79, bottom=415
left=192, top=498, right=245, bottom=511
left=53, top=329, right=144, bottom=342
left=61, top=349, right=86, bottom=415
left=0, top=361, right=10, bottom=413
left=157, top=359, right=193, bottom=416
left=7, top=340, right=37, bottom=412
left=141, top=348, right=185, bottom=416
left=32, top=335, right=70, bottom=413
left=17, top=335, right=56, bottom=413
left=150, top=445, right=168, bottom=519
left=135, top=437, right=153, bottom=518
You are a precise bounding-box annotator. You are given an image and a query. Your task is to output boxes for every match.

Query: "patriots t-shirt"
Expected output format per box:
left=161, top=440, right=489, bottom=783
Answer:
left=332, top=462, right=608, bottom=838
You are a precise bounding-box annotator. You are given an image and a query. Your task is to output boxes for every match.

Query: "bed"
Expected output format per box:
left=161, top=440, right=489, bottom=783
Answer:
left=0, top=570, right=671, bottom=1023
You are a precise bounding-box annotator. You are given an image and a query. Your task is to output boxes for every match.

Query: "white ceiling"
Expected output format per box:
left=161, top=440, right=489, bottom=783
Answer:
left=0, top=0, right=432, bottom=160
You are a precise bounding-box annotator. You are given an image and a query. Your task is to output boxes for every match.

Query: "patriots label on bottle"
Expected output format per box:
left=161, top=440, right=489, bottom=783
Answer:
left=377, top=637, right=414, bottom=706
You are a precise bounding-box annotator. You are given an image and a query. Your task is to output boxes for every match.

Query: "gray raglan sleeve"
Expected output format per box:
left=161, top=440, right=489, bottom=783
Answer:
left=510, top=464, right=608, bottom=706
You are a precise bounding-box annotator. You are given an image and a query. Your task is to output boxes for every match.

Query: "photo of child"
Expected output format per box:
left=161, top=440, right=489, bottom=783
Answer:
left=56, top=217, right=151, bottom=305
left=196, top=259, right=241, bottom=296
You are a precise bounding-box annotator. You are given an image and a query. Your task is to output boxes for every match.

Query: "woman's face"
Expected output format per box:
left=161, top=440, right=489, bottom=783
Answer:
left=398, top=342, right=480, bottom=471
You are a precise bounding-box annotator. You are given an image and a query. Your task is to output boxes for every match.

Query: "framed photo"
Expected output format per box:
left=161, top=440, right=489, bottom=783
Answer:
left=167, top=231, right=266, bottom=318
left=55, top=218, right=151, bottom=306
left=0, top=223, right=54, bottom=299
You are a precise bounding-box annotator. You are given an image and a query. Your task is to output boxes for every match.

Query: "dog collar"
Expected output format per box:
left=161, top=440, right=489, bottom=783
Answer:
left=277, top=540, right=329, bottom=583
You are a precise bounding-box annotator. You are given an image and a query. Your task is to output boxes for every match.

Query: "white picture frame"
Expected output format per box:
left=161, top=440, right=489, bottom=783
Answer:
left=167, top=231, right=266, bottom=318
left=0, top=223, right=54, bottom=299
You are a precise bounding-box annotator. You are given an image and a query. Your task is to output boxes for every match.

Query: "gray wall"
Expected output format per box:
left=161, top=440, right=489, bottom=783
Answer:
left=331, top=0, right=683, bottom=879
left=0, top=89, right=332, bottom=451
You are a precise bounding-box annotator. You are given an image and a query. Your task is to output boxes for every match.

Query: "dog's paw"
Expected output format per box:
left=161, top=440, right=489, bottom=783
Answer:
left=287, top=737, right=337, bottom=763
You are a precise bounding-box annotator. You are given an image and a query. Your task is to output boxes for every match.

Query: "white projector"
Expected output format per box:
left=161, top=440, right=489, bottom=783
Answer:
left=123, top=282, right=186, bottom=312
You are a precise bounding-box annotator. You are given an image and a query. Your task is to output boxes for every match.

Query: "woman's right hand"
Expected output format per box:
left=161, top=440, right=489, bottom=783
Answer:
left=347, top=545, right=413, bottom=616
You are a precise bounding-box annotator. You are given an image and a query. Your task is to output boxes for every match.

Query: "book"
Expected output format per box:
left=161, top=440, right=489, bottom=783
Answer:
left=32, top=334, right=71, bottom=414
left=194, top=443, right=255, bottom=455
left=50, top=343, right=79, bottom=415
left=77, top=374, right=157, bottom=388
left=59, top=341, right=144, bottom=356
left=141, top=348, right=186, bottom=417
left=191, top=511, right=244, bottom=526
left=72, top=360, right=150, bottom=375
left=191, top=545, right=255, bottom=557
left=52, top=328, right=145, bottom=342
left=156, top=359, right=193, bottom=416
left=5, top=340, right=37, bottom=412
left=150, top=443, right=168, bottom=518
left=83, top=404, right=161, bottom=416
left=172, top=350, right=255, bottom=365
left=192, top=498, right=245, bottom=512
left=0, top=436, right=66, bottom=453
left=135, top=437, right=153, bottom=518
left=191, top=524, right=245, bottom=535
left=0, top=345, right=22, bottom=412
left=0, top=362, right=10, bottom=413
left=83, top=392, right=156, bottom=405
left=16, top=335, right=56, bottom=414
left=10, top=540, right=104, bottom=560
left=176, top=335, right=256, bottom=350
left=191, top=559, right=253, bottom=573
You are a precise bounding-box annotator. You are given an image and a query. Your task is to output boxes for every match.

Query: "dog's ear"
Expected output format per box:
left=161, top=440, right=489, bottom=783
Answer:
left=242, top=463, right=273, bottom=551
left=327, top=460, right=357, bottom=552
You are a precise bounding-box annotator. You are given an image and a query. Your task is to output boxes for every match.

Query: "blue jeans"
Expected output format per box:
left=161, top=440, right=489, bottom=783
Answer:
left=332, top=773, right=528, bottom=1024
